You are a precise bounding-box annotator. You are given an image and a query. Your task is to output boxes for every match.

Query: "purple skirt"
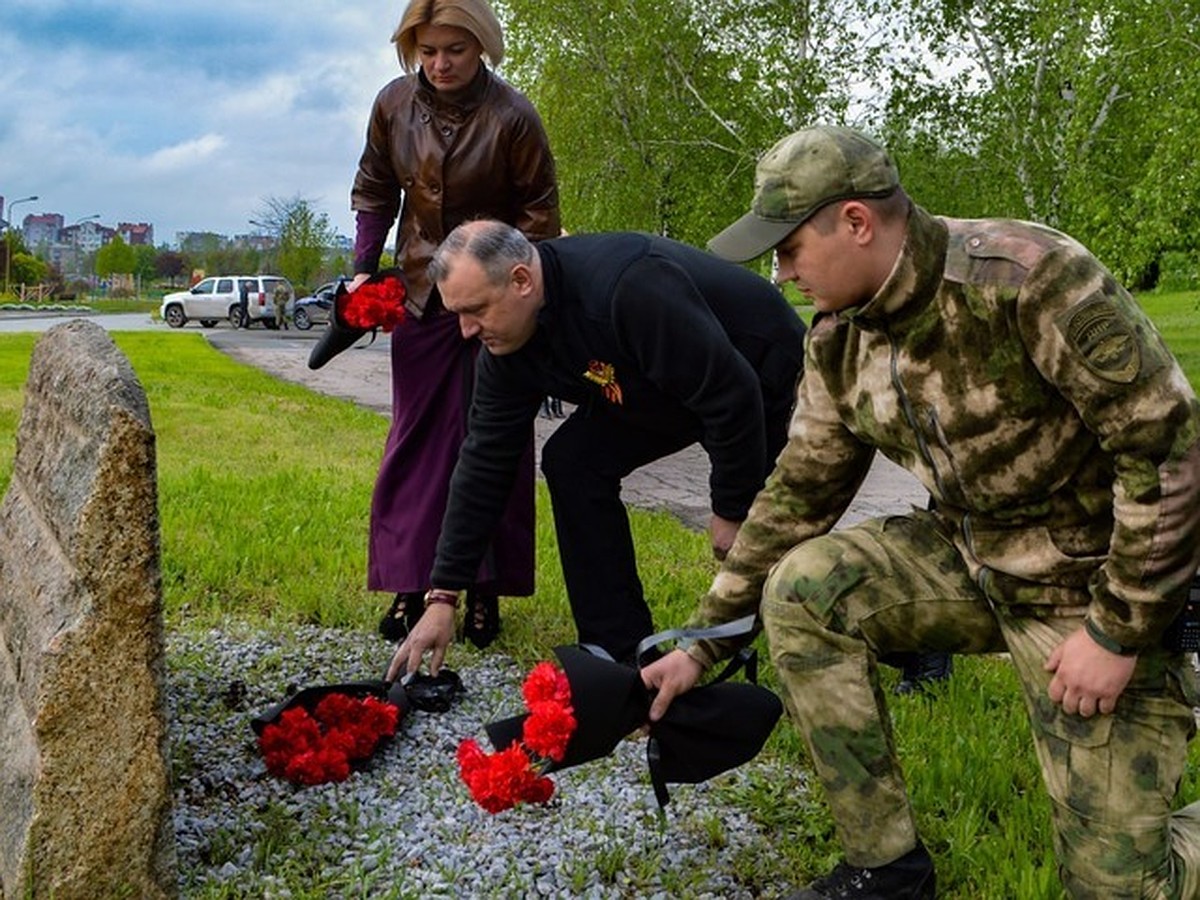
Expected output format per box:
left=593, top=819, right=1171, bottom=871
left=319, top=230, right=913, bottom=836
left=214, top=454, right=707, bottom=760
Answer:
left=367, top=311, right=535, bottom=594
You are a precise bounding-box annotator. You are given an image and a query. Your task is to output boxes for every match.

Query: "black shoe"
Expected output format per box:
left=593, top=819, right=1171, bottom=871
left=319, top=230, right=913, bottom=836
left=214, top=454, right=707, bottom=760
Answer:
left=462, top=590, right=500, bottom=649
left=788, top=844, right=936, bottom=899
left=894, top=652, right=953, bottom=695
left=378, top=592, right=423, bottom=642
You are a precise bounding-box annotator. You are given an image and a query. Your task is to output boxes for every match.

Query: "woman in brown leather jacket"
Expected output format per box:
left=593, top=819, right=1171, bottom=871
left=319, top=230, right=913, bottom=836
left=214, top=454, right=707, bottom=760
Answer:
left=348, top=0, right=560, bottom=649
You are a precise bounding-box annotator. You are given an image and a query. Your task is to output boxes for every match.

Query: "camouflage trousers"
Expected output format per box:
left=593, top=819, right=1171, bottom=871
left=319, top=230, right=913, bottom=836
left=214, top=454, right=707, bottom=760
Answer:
left=761, top=510, right=1200, bottom=898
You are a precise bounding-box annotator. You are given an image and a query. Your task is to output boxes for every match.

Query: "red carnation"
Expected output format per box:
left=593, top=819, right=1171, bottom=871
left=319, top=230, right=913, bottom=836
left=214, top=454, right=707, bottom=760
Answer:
left=522, top=661, right=571, bottom=707
left=457, top=661, right=575, bottom=813
left=523, top=701, right=576, bottom=762
left=339, top=275, right=406, bottom=332
left=257, top=692, right=404, bottom=786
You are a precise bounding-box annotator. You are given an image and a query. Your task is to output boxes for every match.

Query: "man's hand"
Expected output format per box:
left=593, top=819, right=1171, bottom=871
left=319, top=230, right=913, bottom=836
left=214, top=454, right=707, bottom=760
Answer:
left=347, top=273, right=370, bottom=293
left=709, top=513, right=742, bottom=561
left=386, top=604, right=456, bottom=681
left=641, top=649, right=704, bottom=721
left=1044, top=626, right=1138, bottom=717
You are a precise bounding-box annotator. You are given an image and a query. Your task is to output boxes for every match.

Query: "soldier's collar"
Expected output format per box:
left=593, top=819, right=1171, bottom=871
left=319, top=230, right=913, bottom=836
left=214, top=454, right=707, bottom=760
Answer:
left=846, top=205, right=946, bottom=330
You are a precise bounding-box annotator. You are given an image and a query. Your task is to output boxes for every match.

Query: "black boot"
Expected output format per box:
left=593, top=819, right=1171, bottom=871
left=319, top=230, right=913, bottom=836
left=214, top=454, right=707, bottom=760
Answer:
left=787, top=843, right=936, bottom=900
left=893, top=651, right=953, bottom=695
left=378, top=592, right=424, bottom=642
left=462, top=590, right=500, bottom=649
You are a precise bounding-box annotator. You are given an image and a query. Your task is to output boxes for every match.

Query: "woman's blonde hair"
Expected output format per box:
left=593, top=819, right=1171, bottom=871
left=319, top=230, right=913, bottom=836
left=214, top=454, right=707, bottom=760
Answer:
left=392, top=0, right=505, bottom=72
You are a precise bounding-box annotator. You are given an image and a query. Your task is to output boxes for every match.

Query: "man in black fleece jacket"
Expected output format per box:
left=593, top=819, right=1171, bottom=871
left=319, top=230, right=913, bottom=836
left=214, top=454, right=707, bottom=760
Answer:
left=388, top=218, right=806, bottom=676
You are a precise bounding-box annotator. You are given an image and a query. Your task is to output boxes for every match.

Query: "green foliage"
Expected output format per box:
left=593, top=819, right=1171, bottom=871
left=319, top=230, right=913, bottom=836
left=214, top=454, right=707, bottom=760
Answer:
left=494, top=0, right=1196, bottom=285
left=276, top=200, right=337, bottom=288
left=95, top=233, right=137, bottom=277
left=498, top=0, right=895, bottom=245
left=1157, top=253, right=1200, bottom=293
left=132, top=243, right=158, bottom=282
left=882, top=0, right=1200, bottom=287
left=2, top=230, right=49, bottom=293
left=178, top=233, right=261, bottom=279
left=253, top=195, right=338, bottom=288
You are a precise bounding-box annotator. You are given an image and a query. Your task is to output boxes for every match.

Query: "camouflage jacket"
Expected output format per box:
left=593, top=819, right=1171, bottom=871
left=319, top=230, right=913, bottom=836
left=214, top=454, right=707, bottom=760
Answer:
left=689, top=204, right=1200, bottom=666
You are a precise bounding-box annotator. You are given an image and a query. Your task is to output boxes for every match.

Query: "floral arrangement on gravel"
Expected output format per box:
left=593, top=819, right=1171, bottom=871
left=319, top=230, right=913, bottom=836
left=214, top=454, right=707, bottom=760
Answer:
left=456, top=661, right=577, bottom=813
left=338, top=272, right=406, bottom=331
left=258, top=693, right=402, bottom=785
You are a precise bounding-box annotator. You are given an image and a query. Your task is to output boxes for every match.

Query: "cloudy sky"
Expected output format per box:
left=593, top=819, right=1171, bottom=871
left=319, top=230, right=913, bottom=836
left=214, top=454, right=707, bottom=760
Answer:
left=0, top=0, right=413, bottom=247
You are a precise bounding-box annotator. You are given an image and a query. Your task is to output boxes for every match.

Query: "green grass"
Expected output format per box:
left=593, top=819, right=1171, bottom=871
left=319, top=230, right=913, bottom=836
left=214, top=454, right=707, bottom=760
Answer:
left=2, top=290, right=1200, bottom=898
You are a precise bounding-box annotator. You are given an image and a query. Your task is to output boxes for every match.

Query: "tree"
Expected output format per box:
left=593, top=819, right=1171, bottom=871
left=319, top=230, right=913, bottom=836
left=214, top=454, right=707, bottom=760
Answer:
left=255, top=195, right=337, bottom=290
left=879, top=0, right=1200, bottom=286
left=132, top=245, right=157, bottom=284
left=1055, top=0, right=1200, bottom=286
left=3, top=230, right=49, bottom=293
left=94, top=234, right=137, bottom=279
left=499, top=0, right=897, bottom=247
left=155, top=249, right=187, bottom=286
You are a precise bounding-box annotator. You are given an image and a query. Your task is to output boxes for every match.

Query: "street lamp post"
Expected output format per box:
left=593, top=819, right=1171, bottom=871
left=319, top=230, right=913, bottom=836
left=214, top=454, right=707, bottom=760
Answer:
left=4, top=194, right=39, bottom=297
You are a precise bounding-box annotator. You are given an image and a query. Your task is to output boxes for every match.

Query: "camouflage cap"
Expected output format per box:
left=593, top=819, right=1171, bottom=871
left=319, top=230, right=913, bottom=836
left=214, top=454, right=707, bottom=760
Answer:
left=708, top=126, right=899, bottom=262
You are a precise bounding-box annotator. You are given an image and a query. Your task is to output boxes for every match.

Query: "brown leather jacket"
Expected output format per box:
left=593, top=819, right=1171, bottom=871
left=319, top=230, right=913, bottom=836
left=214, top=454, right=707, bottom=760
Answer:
left=351, top=67, right=560, bottom=318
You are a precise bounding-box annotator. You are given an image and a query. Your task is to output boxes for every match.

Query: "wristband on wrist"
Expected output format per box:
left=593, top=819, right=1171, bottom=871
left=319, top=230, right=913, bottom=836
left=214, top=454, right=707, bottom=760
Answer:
left=1084, top=617, right=1139, bottom=656
left=424, top=589, right=460, bottom=610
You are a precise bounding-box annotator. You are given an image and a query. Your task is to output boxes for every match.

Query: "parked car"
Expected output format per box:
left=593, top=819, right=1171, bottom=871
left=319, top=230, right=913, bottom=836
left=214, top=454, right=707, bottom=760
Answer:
left=160, top=275, right=294, bottom=329
left=291, top=280, right=342, bottom=331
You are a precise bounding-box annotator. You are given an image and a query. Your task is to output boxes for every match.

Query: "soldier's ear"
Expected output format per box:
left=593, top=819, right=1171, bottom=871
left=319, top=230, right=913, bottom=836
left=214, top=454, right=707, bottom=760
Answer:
left=841, top=201, right=875, bottom=244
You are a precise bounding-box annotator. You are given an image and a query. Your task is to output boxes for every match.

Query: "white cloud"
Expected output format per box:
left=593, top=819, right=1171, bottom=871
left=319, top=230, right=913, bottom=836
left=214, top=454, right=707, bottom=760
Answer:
left=145, top=135, right=229, bottom=173
left=0, top=0, right=401, bottom=246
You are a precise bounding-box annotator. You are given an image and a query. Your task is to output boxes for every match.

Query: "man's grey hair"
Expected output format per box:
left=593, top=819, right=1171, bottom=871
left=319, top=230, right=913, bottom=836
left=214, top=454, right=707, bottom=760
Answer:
left=428, top=220, right=534, bottom=286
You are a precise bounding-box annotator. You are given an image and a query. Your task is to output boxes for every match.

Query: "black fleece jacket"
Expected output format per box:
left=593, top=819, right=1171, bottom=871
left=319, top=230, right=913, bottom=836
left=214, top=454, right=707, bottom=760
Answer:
left=430, top=231, right=806, bottom=588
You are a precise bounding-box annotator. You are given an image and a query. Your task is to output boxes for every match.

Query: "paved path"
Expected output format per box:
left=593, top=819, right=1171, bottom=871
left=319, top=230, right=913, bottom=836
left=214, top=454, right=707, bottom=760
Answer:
left=0, top=311, right=927, bottom=531
left=208, top=330, right=929, bottom=533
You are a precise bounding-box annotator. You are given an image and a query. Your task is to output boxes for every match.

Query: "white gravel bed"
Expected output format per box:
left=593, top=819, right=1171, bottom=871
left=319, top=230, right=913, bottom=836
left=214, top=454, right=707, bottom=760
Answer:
left=167, top=625, right=799, bottom=898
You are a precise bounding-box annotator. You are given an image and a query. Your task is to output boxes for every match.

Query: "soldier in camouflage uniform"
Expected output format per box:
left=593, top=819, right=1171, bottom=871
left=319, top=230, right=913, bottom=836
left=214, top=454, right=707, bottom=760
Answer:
left=642, top=125, right=1200, bottom=899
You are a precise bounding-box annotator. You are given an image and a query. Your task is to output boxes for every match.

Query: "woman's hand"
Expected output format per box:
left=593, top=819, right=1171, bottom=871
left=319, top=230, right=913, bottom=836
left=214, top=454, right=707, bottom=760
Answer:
left=386, top=604, right=456, bottom=680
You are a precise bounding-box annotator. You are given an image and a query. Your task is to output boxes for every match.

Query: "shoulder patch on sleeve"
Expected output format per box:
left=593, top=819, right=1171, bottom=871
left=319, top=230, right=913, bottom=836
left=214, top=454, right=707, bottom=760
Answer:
left=1059, top=293, right=1140, bottom=383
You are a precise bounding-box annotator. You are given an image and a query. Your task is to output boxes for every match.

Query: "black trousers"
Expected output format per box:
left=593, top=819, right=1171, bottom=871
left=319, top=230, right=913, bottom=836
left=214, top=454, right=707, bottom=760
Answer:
left=540, top=408, right=706, bottom=662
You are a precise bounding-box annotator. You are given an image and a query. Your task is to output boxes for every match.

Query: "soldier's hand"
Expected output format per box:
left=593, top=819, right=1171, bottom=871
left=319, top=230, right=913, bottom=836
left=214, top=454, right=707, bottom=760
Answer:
left=386, top=604, right=456, bottom=681
left=1044, top=626, right=1137, bottom=717
left=641, top=649, right=704, bottom=722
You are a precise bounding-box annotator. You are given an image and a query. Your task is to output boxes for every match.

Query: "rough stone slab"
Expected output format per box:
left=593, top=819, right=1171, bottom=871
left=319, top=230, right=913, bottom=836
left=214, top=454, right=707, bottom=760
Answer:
left=0, top=320, right=176, bottom=899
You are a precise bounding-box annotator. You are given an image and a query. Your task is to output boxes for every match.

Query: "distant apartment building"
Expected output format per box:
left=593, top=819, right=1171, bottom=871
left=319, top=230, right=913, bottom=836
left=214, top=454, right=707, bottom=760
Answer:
left=24, top=213, right=64, bottom=248
left=59, top=220, right=113, bottom=254
left=117, top=222, right=154, bottom=246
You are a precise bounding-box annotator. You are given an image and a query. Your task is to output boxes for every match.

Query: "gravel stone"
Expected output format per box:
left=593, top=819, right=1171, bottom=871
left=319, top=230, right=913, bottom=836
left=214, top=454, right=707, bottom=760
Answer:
left=167, top=625, right=801, bottom=898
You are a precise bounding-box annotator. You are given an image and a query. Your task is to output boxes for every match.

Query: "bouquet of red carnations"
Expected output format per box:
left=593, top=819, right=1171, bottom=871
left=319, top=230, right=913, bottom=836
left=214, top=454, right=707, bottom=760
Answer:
left=336, top=270, right=406, bottom=332
left=256, top=691, right=402, bottom=786
left=456, top=661, right=577, bottom=813
left=308, top=268, right=407, bottom=370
